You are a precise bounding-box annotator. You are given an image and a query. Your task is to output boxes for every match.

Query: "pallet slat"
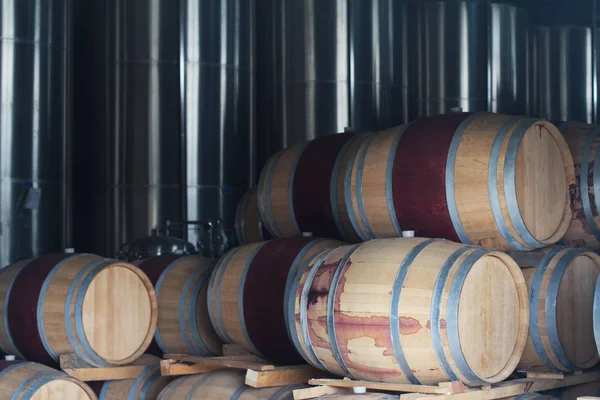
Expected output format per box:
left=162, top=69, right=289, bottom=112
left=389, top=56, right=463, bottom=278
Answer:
left=246, top=365, right=329, bottom=388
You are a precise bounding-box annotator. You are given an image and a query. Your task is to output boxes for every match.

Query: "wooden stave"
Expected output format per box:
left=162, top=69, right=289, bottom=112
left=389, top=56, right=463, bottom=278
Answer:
left=0, top=361, right=97, bottom=399
left=316, top=395, right=399, bottom=400
left=235, top=187, right=272, bottom=245
left=518, top=248, right=600, bottom=373
left=346, top=112, right=574, bottom=251
left=289, top=238, right=529, bottom=385
left=208, top=238, right=342, bottom=364
left=6, top=254, right=158, bottom=367
left=90, top=355, right=171, bottom=400
left=559, top=122, right=600, bottom=249
left=137, top=255, right=222, bottom=357
left=0, top=259, right=32, bottom=359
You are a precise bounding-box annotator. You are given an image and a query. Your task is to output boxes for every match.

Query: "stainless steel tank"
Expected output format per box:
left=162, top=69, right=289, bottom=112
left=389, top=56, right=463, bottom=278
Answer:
left=72, top=0, right=182, bottom=257
left=489, top=3, right=529, bottom=115
left=0, top=0, right=69, bottom=265
left=256, top=0, right=404, bottom=168
left=532, top=26, right=594, bottom=123
left=183, top=0, right=256, bottom=252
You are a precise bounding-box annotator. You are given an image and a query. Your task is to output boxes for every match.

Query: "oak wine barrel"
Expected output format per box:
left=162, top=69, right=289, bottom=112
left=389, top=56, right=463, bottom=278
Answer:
left=346, top=112, right=575, bottom=250
left=258, top=132, right=365, bottom=242
left=0, top=253, right=158, bottom=367
left=547, top=382, right=600, bottom=400
left=507, top=395, right=557, bottom=400
left=88, top=355, right=171, bottom=399
left=208, top=237, right=342, bottom=364
left=158, top=370, right=302, bottom=399
left=558, top=122, right=600, bottom=249
left=515, top=248, right=600, bottom=372
left=0, top=361, right=97, bottom=399
left=0, top=259, right=32, bottom=359
left=235, top=187, right=273, bottom=245
left=286, top=238, right=529, bottom=385
left=136, top=255, right=222, bottom=356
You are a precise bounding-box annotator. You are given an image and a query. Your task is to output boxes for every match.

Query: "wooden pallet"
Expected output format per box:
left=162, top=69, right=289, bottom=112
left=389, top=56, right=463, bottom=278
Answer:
left=60, top=354, right=148, bottom=381
left=160, top=353, right=330, bottom=388
left=293, top=369, right=600, bottom=400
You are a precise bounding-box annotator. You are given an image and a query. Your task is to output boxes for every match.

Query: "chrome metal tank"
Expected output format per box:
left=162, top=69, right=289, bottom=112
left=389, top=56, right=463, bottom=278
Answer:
left=0, top=0, right=69, bottom=265
left=256, top=0, right=405, bottom=168
left=532, top=26, right=594, bottom=123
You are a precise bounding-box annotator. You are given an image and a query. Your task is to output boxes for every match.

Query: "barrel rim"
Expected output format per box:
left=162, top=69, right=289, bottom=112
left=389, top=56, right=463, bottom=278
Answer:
left=0, top=259, right=30, bottom=359
left=258, top=150, right=285, bottom=238
left=208, top=247, right=241, bottom=343
left=235, top=188, right=253, bottom=245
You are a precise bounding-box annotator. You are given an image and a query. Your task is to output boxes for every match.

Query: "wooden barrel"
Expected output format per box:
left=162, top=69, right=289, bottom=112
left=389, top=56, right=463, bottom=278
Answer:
left=514, top=248, right=600, bottom=372
left=507, top=395, right=557, bottom=400
left=0, top=259, right=32, bottom=359
left=136, top=255, right=222, bottom=356
left=208, top=237, right=342, bottom=364
left=547, top=382, right=600, bottom=400
left=0, top=253, right=158, bottom=367
left=346, top=113, right=575, bottom=250
left=258, top=132, right=365, bottom=242
left=235, top=187, right=273, bottom=245
left=558, top=122, right=600, bottom=249
left=0, top=360, right=97, bottom=399
left=316, top=395, right=399, bottom=399
left=158, top=370, right=302, bottom=399
left=88, top=355, right=171, bottom=399
left=286, top=238, right=529, bottom=385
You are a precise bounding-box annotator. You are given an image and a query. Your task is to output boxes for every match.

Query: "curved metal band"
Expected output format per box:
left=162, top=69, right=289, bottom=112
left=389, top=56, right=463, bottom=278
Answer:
left=283, top=239, right=328, bottom=331
left=180, top=266, right=213, bottom=355
left=157, top=376, right=190, bottom=399
left=430, top=246, right=472, bottom=381
left=39, top=255, right=82, bottom=362
left=12, top=371, right=65, bottom=400
left=503, top=118, right=546, bottom=248
left=330, top=137, right=357, bottom=242
left=344, top=135, right=371, bottom=241
left=582, top=128, right=600, bottom=239
left=355, top=134, right=379, bottom=239
left=64, top=259, right=108, bottom=366
left=259, top=151, right=284, bottom=237
left=385, top=124, right=412, bottom=237
left=446, top=249, right=489, bottom=385
left=445, top=113, right=481, bottom=244
left=297, top=250, right=337, bottom=372
left=287, top=145, right=307, bottom=235
left=546, top=248, right=581, bottom=371
left=529, top=246, right=566, bottom=371
left=326, top=244, right=364, bottom=376
left=74, top=261, right=120, bottom=367
left=127, top=364, right=155, bottom=400
left=99, top=381, right=110, bottom=400
left=137, top=367, right=162, bottom=400
left=209, top=248, right=240, bottom=343
left=3, top=267, right=25, bottom=359
left=488, top=117, right=529, bottom=251
left=595, top=275, right=600, bottom=365
left=238, top=242, right=269, bottom=356
left=390, top=239, right=438, bottom=384
left=229, top=384, right=248, bottom=400
left=184, top=373, right=214, bottom=400
left=268, top=384, right=304, bottom=400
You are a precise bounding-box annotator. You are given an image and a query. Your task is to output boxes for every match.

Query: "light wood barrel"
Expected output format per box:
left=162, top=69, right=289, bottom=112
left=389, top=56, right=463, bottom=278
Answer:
left=136, top=255, right=222, bottom=356
left=0, top=361, right=97, bottom=399
left=235, top=187, right=273, bottom=245
left=516, top=248, right=600, bottom=372
left=258, top=133, right=362, bottom=242
left=1, top=254, right=157, bottom=367
left=158, top=370, right=302, bottom=399
left=89, top=355, right=171, bottom=399
left=558, top=122, right=600, bottom=249
left=208, top=237, right=342, bottom=364
left=286, top=238, right=529, bottom=385
left=346, top=113, right=575, bottom=250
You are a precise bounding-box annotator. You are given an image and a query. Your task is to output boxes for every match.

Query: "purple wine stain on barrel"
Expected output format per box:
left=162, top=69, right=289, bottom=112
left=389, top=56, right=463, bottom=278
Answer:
left=393, top=113, right=471, bottom=242
left=136, top=254, right=182, bottom=356
left=7, top=254, right=72, bottom=367
left=243, top=237, right=315, bottom=364
left=292, top=133, right=354, bottom=240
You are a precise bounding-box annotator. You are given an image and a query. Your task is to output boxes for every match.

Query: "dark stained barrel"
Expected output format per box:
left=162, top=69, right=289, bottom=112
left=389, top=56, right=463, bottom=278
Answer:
left=547, top=381, right=600, bottom=400
left=136, top=255, right=222, bottom=356
left=346, top=112, right=575, bottom=250
left=208, top=237, right=342, bottom=364
left=258, top=132, right=363, bottom=242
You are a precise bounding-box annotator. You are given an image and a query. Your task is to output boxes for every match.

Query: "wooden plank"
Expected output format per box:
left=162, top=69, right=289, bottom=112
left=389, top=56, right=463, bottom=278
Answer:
left=307, top=379, right=467, bottom=395
left=162, top=354, right=275, bottom=371
left=60, top=353, right=146, bottom=381
left=293, top=385, right=352, bottom=400
left=246, top=365, right=329, bottom=388
left=160, top=359, right=217, bottom=376
left=223, top=344, right=253, bottom=357
left=525, top=371, right=565, bottom=380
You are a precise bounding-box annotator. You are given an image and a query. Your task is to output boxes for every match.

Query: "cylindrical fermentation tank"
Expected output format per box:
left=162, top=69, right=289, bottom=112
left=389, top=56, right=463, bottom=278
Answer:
left=0, top=0, right=70, bottom=265
left=256, top=0, right=407, bottom=169
left=532, top=26, right=594, bottom=123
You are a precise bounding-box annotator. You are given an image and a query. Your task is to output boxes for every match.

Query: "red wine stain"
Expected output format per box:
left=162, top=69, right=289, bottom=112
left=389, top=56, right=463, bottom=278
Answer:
left=400, top=317, right=422, bottom=335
